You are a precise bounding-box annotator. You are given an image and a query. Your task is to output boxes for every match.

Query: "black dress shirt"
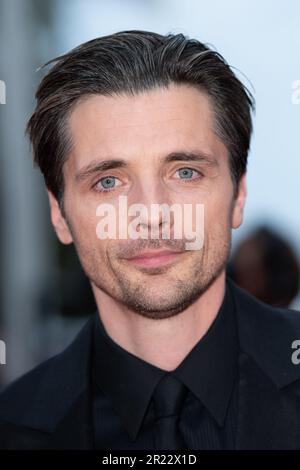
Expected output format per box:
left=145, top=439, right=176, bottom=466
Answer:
left=92, top=278, right=239, bottom=450
left=3, top=276, right=300, bottom=450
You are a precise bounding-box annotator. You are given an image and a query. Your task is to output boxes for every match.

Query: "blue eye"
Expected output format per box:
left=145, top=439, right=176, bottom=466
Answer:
left=177, top=168, right=199, bottom=179
left=95, top=176, right=120, bottom=192
left=100, top=176, right=116, bottom=188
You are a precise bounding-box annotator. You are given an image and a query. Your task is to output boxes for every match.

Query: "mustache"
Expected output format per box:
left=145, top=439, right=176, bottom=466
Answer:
left=115, top=239, right=187, bottom=259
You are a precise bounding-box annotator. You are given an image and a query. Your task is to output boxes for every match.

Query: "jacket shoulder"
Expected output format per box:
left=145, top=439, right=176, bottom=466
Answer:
left=228, top=278, right=300, bottom=388
left=0, top=315, right=95, bottom=432
left=0, top=353, right=60, bottom=420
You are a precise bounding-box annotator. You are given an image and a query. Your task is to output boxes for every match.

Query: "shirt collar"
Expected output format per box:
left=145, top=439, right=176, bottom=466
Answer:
left=172, top=278, right=239, bottom=427
left=92, top=277, right=238, bottom=441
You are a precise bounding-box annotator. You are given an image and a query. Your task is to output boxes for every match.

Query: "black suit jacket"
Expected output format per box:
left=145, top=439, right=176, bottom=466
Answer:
left=1, top=278, right=300, bottom=449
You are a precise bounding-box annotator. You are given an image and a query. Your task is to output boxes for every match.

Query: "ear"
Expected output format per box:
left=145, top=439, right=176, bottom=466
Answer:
left=47, top=190, right=73, bottom=244
left=231, top=173, right=247, bottom=230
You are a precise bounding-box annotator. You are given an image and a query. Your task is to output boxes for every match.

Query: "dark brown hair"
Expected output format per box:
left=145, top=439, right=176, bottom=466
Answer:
left=26, top=30, right=255, bottom=206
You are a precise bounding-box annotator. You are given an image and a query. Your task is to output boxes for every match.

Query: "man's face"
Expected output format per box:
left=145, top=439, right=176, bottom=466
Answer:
left=49, top=84, right=246, bottom=319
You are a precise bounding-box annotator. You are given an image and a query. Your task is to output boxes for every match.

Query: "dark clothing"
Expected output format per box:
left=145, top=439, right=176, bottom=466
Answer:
left=92, top=278, right=239, bottom=449
left=1, top=277, right=300, bottom=449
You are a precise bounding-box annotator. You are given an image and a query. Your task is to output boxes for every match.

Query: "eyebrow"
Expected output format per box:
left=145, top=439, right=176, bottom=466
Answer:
left=75, top=159, right=127, bottom=183
left=164, top=151, right=219, bottom=166
left=74, top=151, right=219, bottom=183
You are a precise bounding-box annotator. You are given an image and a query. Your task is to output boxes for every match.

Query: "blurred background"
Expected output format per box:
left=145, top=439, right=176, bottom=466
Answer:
left=0, top=0, right=299, bottom=388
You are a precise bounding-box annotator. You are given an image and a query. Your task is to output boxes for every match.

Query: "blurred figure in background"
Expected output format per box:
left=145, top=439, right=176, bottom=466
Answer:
left=228, top=226, right=300, bottom=308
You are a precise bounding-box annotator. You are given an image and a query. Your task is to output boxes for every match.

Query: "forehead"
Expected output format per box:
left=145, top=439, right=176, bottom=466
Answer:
left=67, top=83, right=227, bottom=169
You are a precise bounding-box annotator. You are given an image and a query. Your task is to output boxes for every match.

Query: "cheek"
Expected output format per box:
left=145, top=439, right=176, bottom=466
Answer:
left=203, top=194, right=233, bottom=237
left=65, top=213, right=100, bottom=260
left=69, top=198, right=101, bottom=238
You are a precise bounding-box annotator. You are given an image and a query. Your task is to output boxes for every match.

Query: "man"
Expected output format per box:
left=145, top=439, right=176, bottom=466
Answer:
left=1, top=30, right=300, bottom=450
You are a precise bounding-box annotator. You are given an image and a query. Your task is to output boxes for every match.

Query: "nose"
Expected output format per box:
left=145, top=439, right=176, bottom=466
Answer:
left=129, top=180, right=173, bottom=239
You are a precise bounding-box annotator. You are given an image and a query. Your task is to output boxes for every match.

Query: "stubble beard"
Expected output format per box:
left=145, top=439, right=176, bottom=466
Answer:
left=66, top=214, right=232, bottom=321
left=88, top=236, right=232, bottom=321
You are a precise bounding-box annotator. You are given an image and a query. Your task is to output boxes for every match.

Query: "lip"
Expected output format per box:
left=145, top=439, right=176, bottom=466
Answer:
left=124, top=250, right=184, bottom=268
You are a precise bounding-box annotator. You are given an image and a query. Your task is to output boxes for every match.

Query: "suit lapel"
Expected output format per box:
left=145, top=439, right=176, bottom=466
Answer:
left=39, top=316, right=96, bottom=449
left=48, top=389, right=94, bottom=449
left=235, top=351, right=300, bottom=449
left=4, top=389, right=94, bottom=449
left=229, top=278, right=300, bottom=450
left=0, top=315, right=96, bottom=449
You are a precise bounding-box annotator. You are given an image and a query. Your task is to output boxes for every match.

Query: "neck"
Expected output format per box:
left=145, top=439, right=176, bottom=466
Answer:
left=92, top=270, right=226, bottom=371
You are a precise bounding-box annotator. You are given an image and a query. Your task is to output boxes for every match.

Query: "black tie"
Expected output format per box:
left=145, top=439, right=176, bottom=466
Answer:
left=152, top=374, right=188, bottom=450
